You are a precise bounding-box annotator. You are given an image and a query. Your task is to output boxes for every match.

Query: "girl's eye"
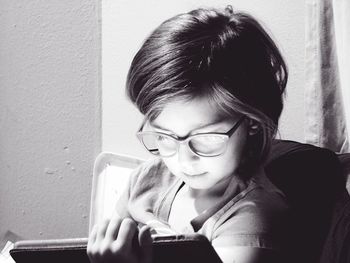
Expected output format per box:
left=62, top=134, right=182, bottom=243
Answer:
left=190, top=135, right=227, bottom=154
left=192, top=135, right=226, bottom=144
left=157, top=135, right=170, bottom=141
left=156, top=135, right=174, bottom=145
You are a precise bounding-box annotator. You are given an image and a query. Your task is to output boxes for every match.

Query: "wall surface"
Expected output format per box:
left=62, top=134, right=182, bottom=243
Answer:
left=0, top=0, right=101, bottom=247
left=102, top=0, right=306, bottom=158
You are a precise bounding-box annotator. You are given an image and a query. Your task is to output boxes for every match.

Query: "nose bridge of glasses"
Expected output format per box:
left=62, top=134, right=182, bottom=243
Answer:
left=166, top=133, right=194, bottom=152
left=175, top=134, right=201, bottom=153
left=177, top=139, right=199, bottom=161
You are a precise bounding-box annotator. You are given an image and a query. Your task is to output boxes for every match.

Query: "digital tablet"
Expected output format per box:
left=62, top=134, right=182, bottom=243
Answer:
left=152, top=233, right=222, bottom=263
left=10, top=234, right=222, bottom=263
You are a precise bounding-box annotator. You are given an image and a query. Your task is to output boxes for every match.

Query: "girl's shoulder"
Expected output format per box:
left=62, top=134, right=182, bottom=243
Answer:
left=212, top=170, right=289, bottom=233
left=131, top=157, right=165, bottom=175
left=210, top=172, right=290, bottom=250
left=237, top=170, right=289, bottom=221
left=128, top=157, right=177, bottom=191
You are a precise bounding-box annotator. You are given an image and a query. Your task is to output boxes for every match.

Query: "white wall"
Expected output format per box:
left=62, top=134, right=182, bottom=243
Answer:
left=102, top=0, right=306, bottom=159
left=0, top=0, right=101, bottom=246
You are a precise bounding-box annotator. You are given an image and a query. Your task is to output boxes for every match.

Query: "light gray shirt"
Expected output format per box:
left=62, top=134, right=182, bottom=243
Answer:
left=116, top=157, right=289, bottom=250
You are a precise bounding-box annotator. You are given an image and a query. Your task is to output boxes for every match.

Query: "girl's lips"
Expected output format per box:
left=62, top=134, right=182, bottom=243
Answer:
left=183, top=171, right=207, bottom=177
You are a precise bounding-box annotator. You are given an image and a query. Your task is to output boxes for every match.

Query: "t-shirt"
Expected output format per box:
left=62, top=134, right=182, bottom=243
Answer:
left=115, top=157, right=290, bottom=250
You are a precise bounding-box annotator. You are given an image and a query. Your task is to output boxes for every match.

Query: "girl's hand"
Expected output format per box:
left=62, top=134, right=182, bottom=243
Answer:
left=87, top=215, right=153, bottom=263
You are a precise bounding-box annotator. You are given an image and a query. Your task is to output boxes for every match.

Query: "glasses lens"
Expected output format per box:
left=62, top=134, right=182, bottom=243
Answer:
left=189, top=135, right=227, bottom=156
left=139, top=133, right=177, bottom=157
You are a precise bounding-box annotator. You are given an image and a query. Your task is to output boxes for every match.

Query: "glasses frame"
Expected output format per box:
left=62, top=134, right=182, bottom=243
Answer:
left=136, top=116, right=246, bottom=157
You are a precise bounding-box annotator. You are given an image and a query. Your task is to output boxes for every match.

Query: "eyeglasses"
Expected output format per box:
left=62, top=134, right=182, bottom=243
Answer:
left=136, top=117, right=245, bottom=157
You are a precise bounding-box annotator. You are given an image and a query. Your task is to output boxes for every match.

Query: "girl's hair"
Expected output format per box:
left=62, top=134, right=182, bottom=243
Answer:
left=126, top=6, right=288, bottom=174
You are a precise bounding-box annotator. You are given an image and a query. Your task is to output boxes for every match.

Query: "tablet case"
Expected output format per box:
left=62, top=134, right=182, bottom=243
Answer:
left=10, top=234, right=222, bottom=263
left=9, top=238, right=89, bottom=263
left=152, top=234, right=222, bottom=263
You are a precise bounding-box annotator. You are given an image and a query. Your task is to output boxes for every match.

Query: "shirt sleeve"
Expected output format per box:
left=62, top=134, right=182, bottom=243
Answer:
left=114, top=157, right=175, bottom=224
left=114, top=161, right=149, bottom=218
left=114, top=167, right=135, bottom=218
left=211, top=189, right=290, bottom=250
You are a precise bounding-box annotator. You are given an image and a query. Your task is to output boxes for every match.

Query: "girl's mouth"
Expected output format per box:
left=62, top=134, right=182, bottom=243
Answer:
left=183, top=171, right=207, bottom=177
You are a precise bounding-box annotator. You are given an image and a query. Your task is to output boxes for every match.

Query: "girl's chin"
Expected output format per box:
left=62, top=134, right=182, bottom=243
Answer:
left=181, top=175, right=216, bottom=190
left=181, top=173, right=232, bottom=192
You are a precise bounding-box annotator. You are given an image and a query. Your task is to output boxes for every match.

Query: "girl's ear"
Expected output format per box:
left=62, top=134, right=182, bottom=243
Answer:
left=248, top=119, right=260, bottom=136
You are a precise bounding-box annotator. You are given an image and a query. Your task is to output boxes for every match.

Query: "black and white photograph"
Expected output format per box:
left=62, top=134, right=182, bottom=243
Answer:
left=1, top=1, right=349, bottom=262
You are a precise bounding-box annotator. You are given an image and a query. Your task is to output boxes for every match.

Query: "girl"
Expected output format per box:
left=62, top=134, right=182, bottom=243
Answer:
left=87, top=6, right=289, bottom=263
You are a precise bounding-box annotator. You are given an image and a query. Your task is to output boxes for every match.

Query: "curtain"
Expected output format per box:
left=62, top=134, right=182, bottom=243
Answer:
left=305, top=0, right=350, bottom=153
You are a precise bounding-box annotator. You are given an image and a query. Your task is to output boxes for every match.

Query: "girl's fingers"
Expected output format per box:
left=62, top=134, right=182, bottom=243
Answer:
left=139, top=225, right=153, bottom=263
left=138, top=225, right=152, bottom=246
left=87, top=217, right=145, bottom=263
left=104, top=215, right=122, bottom=242
left=95, top=219, right=110, bottom=243
left=112, top=218, right=138, bottom=252
left=88, top=224, right=98, bottom=245
left=87, top=225, right=98, bottom=257
left=87, top=224, right=104, bottom=262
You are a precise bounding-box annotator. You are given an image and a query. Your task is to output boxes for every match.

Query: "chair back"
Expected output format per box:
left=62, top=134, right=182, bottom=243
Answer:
left=89, top=152, right=144, bottom=232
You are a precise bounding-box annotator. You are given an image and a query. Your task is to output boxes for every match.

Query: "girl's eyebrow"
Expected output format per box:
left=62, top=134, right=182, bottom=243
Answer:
left=150, top=117, right=230, bottom=134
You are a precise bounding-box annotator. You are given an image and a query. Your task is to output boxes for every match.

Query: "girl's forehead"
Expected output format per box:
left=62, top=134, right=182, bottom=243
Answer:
left=157, top=98, right=220, bottom=120
left=150, top=97, right=239, bottom=132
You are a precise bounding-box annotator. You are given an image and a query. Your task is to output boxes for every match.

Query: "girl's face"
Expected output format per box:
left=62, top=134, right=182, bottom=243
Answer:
left=150, top=97, right=248, bottom=191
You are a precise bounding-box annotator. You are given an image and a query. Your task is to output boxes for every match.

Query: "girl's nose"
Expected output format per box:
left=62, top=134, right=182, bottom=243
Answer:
left=177, top=142, right=199, bottom=164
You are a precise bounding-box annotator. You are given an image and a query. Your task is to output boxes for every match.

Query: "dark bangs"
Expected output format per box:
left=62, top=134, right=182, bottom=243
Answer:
left=125, top=7, right=288, bottom=165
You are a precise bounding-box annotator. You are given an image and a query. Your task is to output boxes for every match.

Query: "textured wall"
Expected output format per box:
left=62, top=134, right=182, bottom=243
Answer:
left=102, top=0, right=306, bottom=158
left=0, top=0, right=101, bottom=246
